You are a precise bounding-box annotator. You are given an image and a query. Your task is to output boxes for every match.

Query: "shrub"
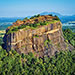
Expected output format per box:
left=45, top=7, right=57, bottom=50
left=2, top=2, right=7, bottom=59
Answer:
left=30, top=14, right=40, bottom=19
left=18, top=25, right=26, bottom=29
left=23, top=17, right=28, bottom=21
left=36, top=14, right=40, bottom=17
left=54, top=15, right=60, bottom=20
left=35, top=23, right=40, bottom=26
left=21, top=53, right=25, bottom=59
left=49, top=14, right=52, bottom=16
left=30, top=16, right=34, bottom=19
left=12, top=27, right=18, bottom=31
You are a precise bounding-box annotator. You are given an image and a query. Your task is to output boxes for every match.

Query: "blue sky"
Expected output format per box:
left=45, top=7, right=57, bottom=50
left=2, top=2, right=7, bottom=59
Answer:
left=0, top=0, right=75, bottom=17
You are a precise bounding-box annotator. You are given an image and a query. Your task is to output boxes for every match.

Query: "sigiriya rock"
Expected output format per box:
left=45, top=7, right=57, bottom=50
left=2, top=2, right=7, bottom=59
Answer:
left=3, top=15, right=74, bottom=57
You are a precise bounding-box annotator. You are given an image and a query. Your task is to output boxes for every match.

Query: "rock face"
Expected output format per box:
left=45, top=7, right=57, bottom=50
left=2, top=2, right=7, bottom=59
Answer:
left=3, top=16, right=73, bottom=57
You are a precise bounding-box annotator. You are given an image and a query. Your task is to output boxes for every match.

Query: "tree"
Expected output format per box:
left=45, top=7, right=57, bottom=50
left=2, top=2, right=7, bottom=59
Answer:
left=23, top=17, right=28, bottom=21
left=21, top=53, right=25, bottom=59
left=49, top=14, right=52, bottom=16
left=63, top=29, right=75, bottom=47
left=36, top=14, right=40, bottom=17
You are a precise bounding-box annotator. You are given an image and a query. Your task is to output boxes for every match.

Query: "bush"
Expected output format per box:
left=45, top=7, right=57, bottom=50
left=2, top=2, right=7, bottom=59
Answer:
left=36, top=14, right=40, bottom=17
left=54, top=15, right=60, bottom=20
left=21, top=53, right=25, bottom=59
left=18, top=25, right=26, bottom=29
left=30, top=14, right=40, bottom=19
left=30, top=16, right=34, bottom=19
left=49, top=14, right=52, bottom=16
left=12, top=27, right=18, bottom=31
left=35, top=23, right=40, bottom=26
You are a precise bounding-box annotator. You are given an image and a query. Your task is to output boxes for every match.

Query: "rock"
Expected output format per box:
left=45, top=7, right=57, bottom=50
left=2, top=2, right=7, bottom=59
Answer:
left=3, top=15, right=74, bottom=57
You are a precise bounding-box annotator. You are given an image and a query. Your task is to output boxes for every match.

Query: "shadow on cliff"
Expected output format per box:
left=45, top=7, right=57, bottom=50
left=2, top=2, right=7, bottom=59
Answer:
left=2, top=34, right=8, bottom=51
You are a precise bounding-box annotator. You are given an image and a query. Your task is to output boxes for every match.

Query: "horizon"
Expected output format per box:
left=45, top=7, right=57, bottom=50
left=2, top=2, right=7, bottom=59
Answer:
left=0, top=12, right=74, bottom=18
left=0, top=0, right=75, bottom=17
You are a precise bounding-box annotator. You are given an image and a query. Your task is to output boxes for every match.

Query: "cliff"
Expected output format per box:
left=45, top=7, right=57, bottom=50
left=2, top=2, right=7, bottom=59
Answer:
left=3, top=15, right=74, bottom=57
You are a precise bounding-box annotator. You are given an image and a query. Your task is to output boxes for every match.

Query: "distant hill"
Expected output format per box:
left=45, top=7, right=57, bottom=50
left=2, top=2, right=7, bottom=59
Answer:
left=60, top=15, right=75, bottom=23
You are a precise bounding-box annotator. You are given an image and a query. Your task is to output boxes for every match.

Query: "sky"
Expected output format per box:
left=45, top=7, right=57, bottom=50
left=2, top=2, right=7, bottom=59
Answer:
left=0, top=0, right=75, bottom=17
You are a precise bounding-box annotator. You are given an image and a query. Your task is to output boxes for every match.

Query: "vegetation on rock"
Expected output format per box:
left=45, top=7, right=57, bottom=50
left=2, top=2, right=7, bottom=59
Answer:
left=30, top=14, right=40, bottom=19
left=44, top=39, right=52, bottom=48
left=7, top=20, right=59, bottom=34
left=6, top=15, right=60, bottom=34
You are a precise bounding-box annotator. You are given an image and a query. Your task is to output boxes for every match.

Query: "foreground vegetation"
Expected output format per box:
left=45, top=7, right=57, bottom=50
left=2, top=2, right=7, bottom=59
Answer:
left=0, top=29, right=75, bottom=75
left=63, top=29, right=75, bottom=47
left=0, top=46, right=75, bottom=75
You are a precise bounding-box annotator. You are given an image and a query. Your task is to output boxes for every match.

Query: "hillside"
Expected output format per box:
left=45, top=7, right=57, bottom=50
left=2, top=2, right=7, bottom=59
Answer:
left=3, top=15, right=74, bottom=57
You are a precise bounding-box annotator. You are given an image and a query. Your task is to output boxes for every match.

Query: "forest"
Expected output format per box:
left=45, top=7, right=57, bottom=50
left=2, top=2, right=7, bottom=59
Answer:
left=0, top=29, right=75, bottom=75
